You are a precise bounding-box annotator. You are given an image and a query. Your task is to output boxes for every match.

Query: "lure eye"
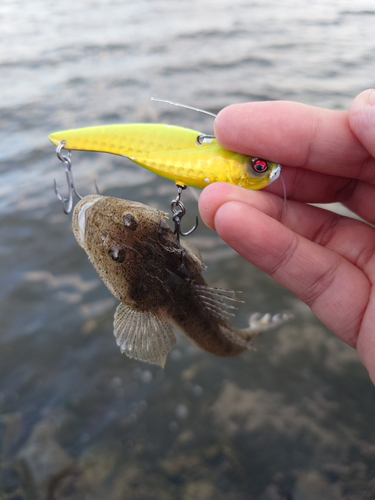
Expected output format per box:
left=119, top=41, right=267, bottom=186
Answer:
left=252, top=158, right=269, bottom=174
left=109, top=245, right=126, bottom=263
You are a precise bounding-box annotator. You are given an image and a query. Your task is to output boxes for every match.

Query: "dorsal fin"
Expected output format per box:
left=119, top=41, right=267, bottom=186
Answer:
left=193, top=284, right=243, bottom=321
left=180, top=240, right=206, bottom=271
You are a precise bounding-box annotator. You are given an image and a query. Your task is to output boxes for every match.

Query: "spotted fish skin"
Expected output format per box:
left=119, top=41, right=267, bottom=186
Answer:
left=72, top=195, right=290, bottom=366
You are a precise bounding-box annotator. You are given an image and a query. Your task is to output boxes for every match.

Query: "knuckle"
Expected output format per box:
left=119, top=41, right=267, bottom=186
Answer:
left=302, top=261, right=339, bottom=307
left=267, top=233, right=299, bottom=277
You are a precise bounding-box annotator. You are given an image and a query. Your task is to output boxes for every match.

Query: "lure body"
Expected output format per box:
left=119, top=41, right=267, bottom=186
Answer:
left=49, top=124, right=281, bottom=189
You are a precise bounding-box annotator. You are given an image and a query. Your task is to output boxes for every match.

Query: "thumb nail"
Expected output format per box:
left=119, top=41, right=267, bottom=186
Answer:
left=348, top=90, right=375, bottom=158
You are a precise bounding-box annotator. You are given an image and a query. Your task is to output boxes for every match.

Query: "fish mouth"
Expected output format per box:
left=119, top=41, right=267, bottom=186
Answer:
left=74, top=195, right=103, bottom=248
left=269, top=164, right=282, bottom=185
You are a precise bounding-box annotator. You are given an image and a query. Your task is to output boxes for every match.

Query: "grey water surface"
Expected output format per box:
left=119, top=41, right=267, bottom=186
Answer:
left=1, top=0, right=375, bottom=498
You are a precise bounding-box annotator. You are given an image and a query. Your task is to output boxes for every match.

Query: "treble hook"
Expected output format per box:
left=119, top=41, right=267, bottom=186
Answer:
left=54, top=142, right=100, bottom=214
left=171, top=185, right=198, bottom=246
left=54, top=142, right=83, bottom=214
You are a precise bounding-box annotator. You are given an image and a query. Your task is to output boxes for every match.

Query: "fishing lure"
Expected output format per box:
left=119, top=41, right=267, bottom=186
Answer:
left=49, top=100, right=282, bottom=191
left=50, top=104, right=291, bottom=367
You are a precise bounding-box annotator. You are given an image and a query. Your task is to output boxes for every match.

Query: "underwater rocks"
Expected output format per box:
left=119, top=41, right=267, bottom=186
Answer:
left=17, top=420, right=75, bottom=499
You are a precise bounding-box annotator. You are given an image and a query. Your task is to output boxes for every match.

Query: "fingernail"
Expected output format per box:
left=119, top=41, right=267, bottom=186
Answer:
left=369, top=90, right=375, bottom=106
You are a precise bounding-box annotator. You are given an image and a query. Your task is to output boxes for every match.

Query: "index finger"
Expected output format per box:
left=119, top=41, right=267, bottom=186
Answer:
left=214, top=101, right=375, bottom=184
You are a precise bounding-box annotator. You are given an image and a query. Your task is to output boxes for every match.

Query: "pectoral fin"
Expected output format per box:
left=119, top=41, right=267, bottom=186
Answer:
left=114, top=303, right=176, bottom=367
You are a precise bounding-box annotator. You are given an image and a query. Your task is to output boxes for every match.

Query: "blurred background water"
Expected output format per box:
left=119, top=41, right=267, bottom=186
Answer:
left=1, top=0, right=375, bottom=498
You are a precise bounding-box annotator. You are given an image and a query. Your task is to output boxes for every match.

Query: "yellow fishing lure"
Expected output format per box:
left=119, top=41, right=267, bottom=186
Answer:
left=49, top=123, right=281, bottom=190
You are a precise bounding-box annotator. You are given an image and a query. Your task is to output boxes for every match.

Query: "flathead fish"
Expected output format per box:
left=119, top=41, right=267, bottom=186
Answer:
left=73, top=195, right=289, bottom=367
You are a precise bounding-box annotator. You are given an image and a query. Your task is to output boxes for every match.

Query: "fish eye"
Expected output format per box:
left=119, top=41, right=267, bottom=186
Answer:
left=108, top=245, right=126, bottom=263
left=124, top=214, right=139, bottom=231
left=252, top=158, right=269, bottom=174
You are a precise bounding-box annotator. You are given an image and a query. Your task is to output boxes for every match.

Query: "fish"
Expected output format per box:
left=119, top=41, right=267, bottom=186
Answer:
left=72, top=194, right=290, bottom=367
left=49, top=123, right=281, bottom=190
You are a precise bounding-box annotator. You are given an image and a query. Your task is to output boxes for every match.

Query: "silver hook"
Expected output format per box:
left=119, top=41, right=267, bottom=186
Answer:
left=171, top=185, right=198, bottom=246
left=54, top=142, right=101, bottom=214
left=54, top=142, right=83, bottom=214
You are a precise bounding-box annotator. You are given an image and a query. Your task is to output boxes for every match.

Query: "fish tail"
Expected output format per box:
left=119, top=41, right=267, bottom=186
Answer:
left=236, top=312, right=293, bottom=342
left=216, top=312, right=292, bottom=355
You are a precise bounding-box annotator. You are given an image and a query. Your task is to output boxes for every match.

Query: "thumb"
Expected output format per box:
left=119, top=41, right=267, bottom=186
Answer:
left=348, top=89, right=375, bottom=158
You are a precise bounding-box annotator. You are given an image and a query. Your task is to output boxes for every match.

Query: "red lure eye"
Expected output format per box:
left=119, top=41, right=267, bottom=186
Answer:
left=252, top=158, right=268, bottom=173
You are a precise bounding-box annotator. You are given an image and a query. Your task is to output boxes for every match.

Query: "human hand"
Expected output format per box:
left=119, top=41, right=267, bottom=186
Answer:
left=199, top=90, right=375, bottom=383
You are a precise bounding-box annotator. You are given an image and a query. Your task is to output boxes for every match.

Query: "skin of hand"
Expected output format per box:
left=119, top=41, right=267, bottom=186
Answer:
left=198, top=90, right=375, bottom=384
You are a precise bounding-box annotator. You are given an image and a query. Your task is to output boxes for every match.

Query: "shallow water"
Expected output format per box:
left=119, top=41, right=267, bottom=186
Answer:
left=1, top=0, right=375, bottom=498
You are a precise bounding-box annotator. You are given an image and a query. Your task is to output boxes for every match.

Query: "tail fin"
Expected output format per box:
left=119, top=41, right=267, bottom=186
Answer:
left=238, top=312, right=293, bottom=342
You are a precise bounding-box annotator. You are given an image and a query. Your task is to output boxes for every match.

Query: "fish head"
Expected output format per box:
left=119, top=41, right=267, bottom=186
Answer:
left=72, top=194, right=103, bottom=249
left=243, top=157, right=282, bottom=189
left=72, top=195, right=173, bottom=303
left=222, top=148, right=282, bottom=190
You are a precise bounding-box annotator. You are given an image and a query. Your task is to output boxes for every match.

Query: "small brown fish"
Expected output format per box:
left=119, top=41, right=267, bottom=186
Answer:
left=72, top=195, right=289, bottom=367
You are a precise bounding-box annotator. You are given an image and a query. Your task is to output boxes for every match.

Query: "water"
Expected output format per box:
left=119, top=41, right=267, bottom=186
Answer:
left=1, top=0, right=375, bottom=498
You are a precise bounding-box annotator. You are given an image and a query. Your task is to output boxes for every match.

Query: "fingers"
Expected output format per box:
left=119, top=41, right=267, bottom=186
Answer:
left=265, top=167, right=375, bottom=225
left=349, top=89, right=375, bottom=158
left=265, top=166, right=356, bottom=204
left=215, top=100, right=375, bottom=183
left=199, top=183, right=371, bottom=347
left=356, top=294, right=375, bottom=386
left=199, top=183, right=375, bottom=269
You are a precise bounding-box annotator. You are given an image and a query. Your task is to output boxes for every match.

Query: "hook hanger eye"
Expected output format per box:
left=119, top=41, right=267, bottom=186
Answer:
left=196, top=134, right=215, bottom=146
left=171, top=185, right=198, bottom=247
